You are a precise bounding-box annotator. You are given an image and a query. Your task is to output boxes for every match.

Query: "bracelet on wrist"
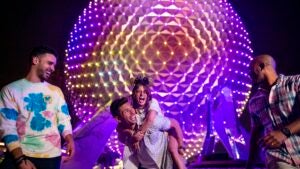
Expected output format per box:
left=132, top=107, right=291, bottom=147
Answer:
left=15, top=155, right=27, bottom=166
left=281, top=127, right=292, bottom=137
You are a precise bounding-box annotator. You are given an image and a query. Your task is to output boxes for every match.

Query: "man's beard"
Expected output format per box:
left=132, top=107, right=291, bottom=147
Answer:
left=38, top=70, right=48, bottom=82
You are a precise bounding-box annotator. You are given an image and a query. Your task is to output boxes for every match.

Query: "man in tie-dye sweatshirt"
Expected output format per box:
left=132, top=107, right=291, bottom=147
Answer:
left=0, top=46, right=75, bottom=169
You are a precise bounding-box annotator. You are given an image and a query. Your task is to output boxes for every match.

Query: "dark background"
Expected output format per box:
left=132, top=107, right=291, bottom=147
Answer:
left=1, top=0, right=299, bottom=90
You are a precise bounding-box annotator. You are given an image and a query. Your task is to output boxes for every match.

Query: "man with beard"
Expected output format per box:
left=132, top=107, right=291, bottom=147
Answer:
left=0, top=46, right=75, bottom=169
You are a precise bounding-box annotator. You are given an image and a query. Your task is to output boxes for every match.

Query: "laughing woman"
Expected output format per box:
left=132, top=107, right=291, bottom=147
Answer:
left=130, top=76, right=186, bottom=169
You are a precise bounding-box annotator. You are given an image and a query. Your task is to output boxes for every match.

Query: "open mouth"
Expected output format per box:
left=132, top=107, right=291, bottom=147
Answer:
left=45, top=71, right=52, bottom=76
left=129, top=114, right=137, bottom=122
left=137, top=97, right=146, bottom=105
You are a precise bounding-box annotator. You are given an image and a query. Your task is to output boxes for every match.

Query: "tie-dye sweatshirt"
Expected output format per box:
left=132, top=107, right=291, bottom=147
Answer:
left=0, top=78, right=73, bottom=158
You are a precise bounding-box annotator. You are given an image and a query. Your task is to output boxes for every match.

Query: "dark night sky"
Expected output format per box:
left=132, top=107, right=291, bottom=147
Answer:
left=1, top=0, right=299, bottom=89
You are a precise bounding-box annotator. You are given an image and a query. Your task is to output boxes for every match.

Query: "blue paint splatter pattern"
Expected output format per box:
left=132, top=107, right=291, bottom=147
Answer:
left=61, top=104, right=69, bottom=115
left=24, top=93, right=52, bottom=131
left=0, top=108, right=18, bottom=120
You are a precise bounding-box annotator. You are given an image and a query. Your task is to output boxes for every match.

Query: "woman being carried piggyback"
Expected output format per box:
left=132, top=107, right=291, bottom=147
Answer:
left=130, top=75, right=186, bottom=169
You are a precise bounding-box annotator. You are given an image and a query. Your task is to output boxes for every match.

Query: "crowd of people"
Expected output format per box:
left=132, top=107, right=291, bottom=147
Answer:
left=1, top=45, right=300, bottom=169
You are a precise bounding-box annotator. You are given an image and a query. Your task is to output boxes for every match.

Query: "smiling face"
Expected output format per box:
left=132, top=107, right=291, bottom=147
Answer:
left=34, top=53, right=57, bottom=81
left=118, top=102, right=137, bottom=125
left=133, top=85, right=149, bottom=108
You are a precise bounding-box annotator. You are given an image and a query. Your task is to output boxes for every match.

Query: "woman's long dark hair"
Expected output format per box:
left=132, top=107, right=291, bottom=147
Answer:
left=131, top=76, right=152, bottom=112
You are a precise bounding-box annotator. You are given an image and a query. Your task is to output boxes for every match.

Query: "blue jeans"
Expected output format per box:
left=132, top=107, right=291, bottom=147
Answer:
left=0, top=152, right=61, bottom=169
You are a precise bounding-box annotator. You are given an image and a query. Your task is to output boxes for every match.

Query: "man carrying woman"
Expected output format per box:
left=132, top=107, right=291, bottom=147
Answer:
left=110, top=76, right=186, bottom=169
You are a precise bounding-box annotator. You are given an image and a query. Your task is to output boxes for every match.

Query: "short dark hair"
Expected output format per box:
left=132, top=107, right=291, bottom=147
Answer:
left=30, top=45, right=58, bottom=57
left=29, top=45, right=58, bottom=64
left=110, top=97, right=129, bottom=118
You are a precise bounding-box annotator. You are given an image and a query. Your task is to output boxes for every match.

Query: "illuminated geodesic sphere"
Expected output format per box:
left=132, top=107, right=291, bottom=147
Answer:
left=65, top=0, right=253, bottom=159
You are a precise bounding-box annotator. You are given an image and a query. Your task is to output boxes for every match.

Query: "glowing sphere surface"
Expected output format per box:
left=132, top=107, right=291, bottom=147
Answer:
left=65, top=0, right=253, bottom=158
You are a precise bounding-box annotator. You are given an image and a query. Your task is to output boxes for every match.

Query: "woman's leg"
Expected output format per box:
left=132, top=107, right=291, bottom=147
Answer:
left=169, top=118, right=184, bottom=152
left=167, top=118, right=186, bottom=169
left=167, top=133, right=186, bottom=169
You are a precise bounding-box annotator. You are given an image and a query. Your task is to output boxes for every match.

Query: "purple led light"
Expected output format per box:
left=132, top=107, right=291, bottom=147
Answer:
left=65, top=0, right=253, bottom=159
